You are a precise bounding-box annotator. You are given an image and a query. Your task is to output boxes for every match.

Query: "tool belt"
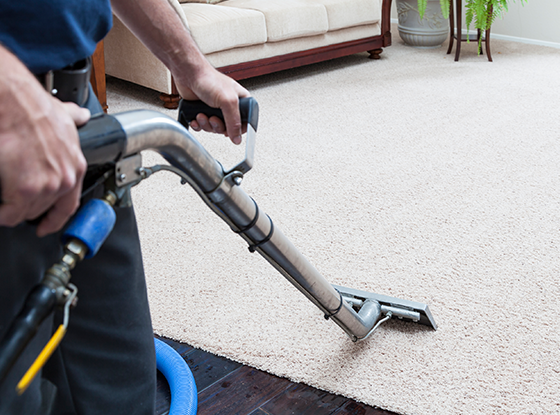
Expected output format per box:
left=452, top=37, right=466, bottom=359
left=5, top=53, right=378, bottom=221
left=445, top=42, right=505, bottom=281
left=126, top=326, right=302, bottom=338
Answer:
left=35, top=57, right=92, bottom=106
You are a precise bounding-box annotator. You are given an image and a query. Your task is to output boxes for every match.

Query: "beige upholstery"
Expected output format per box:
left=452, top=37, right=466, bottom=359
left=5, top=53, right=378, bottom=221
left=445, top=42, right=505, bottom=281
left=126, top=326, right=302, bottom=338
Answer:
left=104, top=0, right=387, bottom=95
left=311, top=0, right=380, bottom=31
left=182, top=4, right=267, bottom=54
left=221, top=0, right=329, bottom=42
left=105, top=17, right=173, bottom=94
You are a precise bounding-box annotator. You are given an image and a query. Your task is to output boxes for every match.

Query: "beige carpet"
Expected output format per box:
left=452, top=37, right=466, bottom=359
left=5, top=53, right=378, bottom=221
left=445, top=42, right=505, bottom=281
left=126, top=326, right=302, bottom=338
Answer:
left=107, top=32, right=560, bottom=415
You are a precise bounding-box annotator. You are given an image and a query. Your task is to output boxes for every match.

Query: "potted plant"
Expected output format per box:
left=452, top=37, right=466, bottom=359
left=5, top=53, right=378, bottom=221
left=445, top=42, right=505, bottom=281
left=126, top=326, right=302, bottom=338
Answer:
left=396, top=0, right=450, bottom=48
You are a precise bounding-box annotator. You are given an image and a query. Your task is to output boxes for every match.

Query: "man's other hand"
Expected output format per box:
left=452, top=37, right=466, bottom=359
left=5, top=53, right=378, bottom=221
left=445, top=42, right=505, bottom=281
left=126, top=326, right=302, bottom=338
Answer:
left=0, top=47, right=90, bottom=237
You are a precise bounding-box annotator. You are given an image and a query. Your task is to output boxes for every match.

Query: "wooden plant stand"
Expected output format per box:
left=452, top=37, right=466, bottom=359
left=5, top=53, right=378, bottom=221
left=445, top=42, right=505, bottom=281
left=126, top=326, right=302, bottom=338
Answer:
left=446, top=0, right=493, bottom=62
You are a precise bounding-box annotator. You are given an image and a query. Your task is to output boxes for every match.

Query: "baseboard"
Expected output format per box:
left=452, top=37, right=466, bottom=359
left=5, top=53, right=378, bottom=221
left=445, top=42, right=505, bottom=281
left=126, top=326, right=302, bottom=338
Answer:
left=390, top=18, right=560, bottom=49
left=489, top=33, right=560, bottom=49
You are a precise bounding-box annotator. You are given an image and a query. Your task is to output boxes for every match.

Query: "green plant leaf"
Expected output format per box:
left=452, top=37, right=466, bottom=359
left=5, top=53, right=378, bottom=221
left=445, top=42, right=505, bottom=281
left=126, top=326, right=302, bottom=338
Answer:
left=440, top=0, right=450, bottom=18
left=418, top=0, right=427, bottom=19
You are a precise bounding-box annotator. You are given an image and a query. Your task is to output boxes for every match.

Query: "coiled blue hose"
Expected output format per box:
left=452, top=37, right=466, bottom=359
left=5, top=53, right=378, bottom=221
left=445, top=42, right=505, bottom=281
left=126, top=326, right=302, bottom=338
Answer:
left=154, top=338, right=198, bottom=415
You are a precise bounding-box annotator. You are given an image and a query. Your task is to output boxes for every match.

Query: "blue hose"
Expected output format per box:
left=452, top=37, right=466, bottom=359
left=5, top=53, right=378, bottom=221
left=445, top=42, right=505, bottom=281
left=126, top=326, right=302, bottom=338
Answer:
left=154, top=338, right=198, bottom=415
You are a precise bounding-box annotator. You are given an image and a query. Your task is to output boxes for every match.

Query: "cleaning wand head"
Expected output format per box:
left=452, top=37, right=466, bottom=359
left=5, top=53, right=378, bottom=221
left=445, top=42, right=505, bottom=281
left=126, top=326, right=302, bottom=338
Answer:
left=333, top=284, right=438, bottom=332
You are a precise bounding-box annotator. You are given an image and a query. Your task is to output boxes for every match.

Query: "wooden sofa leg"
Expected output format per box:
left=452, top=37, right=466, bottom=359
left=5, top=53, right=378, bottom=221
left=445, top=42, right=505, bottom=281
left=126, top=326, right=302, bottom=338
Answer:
left=368, top=48, right=383, bottom=60
left=159, top=93, right=181, bottom=109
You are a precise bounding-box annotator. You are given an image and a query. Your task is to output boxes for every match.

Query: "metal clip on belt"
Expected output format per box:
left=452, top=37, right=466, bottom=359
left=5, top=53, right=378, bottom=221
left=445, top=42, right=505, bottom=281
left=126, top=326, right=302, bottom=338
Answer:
left=36, top=57, right=92, bottom=106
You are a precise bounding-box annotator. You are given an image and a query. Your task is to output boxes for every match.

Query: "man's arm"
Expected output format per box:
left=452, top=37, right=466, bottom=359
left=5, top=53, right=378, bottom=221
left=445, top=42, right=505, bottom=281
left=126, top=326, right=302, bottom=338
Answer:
left=111, top=0, right=250, bottom=144
left=0, top=45, right=90, bottom=236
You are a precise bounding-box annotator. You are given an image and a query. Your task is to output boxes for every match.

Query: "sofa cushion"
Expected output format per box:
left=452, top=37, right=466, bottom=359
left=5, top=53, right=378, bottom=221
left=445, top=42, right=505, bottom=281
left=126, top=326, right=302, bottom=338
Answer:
left=181, top=3, right=267, bottom=54
left=309, top=0, right=381, bottom=31
left=222, top=0, right=329, bottom=42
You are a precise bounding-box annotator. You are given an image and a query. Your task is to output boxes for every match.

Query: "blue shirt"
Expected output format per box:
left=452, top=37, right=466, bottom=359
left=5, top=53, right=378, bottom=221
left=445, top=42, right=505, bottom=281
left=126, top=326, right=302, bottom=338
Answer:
left=0, top=0, right=112, bottom=74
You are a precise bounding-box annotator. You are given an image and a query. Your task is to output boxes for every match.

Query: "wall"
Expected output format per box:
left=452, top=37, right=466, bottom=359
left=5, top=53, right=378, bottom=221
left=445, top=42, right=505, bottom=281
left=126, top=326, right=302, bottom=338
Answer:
left=391, top=0, right=560, bottom=48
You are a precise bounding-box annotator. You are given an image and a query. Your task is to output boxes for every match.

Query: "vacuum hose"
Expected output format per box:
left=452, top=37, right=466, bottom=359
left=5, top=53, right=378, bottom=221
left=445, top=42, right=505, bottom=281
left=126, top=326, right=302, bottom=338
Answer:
left=0, top=286, right=57, bottom=383
left=154, top=338, right=197, bottom=415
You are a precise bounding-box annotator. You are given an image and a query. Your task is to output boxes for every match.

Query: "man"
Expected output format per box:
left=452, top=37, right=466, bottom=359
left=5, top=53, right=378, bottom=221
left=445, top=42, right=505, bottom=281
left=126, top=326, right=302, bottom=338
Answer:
left=0, top=0, right=249, bottom=413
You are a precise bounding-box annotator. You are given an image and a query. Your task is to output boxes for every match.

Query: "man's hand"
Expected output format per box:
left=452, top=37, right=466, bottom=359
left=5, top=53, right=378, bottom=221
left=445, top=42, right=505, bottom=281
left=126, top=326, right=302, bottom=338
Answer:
left=0, top=47, right=90, bottom=237
left=175, top=70, right=250, bottom=145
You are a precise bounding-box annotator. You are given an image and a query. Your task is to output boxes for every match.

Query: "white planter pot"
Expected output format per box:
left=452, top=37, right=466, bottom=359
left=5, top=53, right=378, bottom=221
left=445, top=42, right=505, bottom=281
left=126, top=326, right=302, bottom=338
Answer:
left=396, top=0, right=449, bottom=48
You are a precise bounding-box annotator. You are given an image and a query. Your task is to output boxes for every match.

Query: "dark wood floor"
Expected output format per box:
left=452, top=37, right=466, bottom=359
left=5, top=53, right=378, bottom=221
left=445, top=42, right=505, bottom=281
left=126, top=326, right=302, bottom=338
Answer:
left=155, top=335, right=398, bottom=415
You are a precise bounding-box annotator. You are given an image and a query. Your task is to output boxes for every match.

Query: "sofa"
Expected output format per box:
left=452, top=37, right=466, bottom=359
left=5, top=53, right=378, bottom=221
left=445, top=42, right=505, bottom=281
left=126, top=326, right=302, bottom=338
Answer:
left=104, top=0, right=393, bottom=108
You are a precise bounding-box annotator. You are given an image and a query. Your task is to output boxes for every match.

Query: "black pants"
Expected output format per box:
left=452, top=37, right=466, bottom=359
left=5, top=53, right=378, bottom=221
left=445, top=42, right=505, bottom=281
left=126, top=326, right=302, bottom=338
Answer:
left=0, top=86, right=156, bottom=415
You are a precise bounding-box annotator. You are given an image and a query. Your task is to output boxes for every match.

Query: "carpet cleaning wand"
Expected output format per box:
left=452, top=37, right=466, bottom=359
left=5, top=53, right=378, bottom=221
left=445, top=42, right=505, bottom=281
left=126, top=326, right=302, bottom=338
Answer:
left=106, top=97, right=436, bottom=342
left=177, top=99, right=437, bottom=341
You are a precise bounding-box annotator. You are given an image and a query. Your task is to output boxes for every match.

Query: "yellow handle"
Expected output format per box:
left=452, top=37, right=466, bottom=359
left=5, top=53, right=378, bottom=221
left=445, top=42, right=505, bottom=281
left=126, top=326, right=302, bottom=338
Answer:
left=16, top=325, right=67, bottom=395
